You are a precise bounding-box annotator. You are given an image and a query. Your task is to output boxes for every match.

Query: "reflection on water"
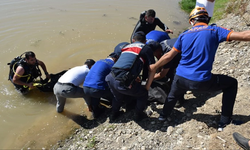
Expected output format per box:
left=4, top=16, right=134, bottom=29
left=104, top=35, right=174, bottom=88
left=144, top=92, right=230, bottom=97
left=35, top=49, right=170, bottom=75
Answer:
left=0, top=0, right=189, bottom=148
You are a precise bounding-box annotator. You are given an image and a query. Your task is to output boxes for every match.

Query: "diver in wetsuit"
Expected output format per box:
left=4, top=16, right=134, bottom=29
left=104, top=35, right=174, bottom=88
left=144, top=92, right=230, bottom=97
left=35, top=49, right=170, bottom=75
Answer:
left=9, top=51, right=50, bottom=94
left=130, top=9, right=173, bottom=43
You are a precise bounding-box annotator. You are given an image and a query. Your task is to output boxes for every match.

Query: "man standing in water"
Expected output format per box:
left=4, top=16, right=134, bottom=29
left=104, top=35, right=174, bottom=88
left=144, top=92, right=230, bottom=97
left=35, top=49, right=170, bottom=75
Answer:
left=12, top=51, right=50, bottom=94
left=53, top=59, right=95, bottom=113
left=130, top=9, right=173, bottom=42
left=152, top=7, right=250, bottom=131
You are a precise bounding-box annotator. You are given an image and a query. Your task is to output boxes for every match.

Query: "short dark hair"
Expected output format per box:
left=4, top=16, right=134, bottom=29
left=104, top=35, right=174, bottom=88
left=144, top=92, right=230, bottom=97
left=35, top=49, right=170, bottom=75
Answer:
left=84, top=59, right=95, bottom=67
left=133, top=31, right=146, bottom=43
left=25, top=51, right=36, bottom=60
left=147, top=41, right=162, bottom=52
left=146, top=9, right=156, bottom=18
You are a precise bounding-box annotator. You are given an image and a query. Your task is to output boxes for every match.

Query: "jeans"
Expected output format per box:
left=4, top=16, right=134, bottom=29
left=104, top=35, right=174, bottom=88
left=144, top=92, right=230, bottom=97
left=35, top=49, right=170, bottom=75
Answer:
left=83, top=86, right=113, bottom=112
left=53, top=82, right=91, bottom=113
left=163, top=74, right=238, bottom=117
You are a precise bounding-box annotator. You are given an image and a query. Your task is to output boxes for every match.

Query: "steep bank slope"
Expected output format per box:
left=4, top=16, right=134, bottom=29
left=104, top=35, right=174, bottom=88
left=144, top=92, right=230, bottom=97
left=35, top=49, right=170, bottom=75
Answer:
left=53, top=2, right=250, bottom=150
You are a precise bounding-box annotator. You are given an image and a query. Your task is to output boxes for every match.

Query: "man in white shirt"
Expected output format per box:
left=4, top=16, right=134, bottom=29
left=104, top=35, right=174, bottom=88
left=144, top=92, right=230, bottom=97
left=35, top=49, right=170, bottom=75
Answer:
left=53, top=59, right=95, bottom=113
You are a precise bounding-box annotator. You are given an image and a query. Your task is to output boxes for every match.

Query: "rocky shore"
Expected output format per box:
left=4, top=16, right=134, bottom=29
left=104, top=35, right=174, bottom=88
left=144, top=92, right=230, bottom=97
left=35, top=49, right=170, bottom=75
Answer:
left=51, top=2, right=250, bottom=150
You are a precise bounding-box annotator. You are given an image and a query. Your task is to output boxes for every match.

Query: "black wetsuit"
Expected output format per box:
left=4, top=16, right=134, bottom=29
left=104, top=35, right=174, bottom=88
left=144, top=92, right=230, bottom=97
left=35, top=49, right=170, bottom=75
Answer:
left=10, top=60, right=40, bottom=94
left=130, top=11, right=168, bottom=42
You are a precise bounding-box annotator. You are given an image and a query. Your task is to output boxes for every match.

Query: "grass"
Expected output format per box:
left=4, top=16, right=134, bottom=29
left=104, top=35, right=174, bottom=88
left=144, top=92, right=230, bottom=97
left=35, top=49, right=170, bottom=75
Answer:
left=86, top=136, right=96, bottom=149
left=179, top=0, right=196, bottom=14
left=178, top=0, right=247, bottom=22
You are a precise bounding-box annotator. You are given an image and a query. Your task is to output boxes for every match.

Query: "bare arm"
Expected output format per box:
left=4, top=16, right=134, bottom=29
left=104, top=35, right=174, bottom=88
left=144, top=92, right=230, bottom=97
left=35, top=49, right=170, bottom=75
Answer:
left=12, top=66, right=34, bottom=88
left=154, top=68, right=170, bottom=80
left=165, top=29, right=173, bottom=34
left=145, top=64, right=157, bottom=90
left=37, top=59, right=50, bottom=79
left=229, top=30, right=250, bottom=41
left=153, top=48, right=179, bottom=71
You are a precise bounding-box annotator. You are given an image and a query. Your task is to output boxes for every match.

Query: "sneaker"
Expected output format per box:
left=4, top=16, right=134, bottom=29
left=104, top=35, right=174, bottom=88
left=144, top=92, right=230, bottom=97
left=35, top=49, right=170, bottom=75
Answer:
left=158, top=113, right=167, bottom=121
left=233, top=132, right=250, bottom=150
left=218, top=119, right=243, bottom=132
left=134, top=112, right=148, bottom=122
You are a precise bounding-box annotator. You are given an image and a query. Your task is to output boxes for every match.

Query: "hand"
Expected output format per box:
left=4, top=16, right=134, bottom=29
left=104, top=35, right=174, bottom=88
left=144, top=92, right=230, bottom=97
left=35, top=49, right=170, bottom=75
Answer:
left=27, top=82, right=35, bottom=89
left=135, top=77, right=141, bottom=82
left=165, top=29, right=173, bottom=34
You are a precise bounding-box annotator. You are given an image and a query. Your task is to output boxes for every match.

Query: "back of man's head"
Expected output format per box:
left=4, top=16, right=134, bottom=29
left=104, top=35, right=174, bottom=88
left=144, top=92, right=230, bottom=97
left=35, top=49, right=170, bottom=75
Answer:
left=84, top=59, right=95, bottom=68
left=147, top=41, right=162, bottom=59
left=189, top=7, right=209, bottom=25
left=147, top=41, right=162, bottom=52
left=133, top=31, right=146, bottom=43
left=146, top=9, right=156, bottom=18
left=25, top=51, right=35, bottom=60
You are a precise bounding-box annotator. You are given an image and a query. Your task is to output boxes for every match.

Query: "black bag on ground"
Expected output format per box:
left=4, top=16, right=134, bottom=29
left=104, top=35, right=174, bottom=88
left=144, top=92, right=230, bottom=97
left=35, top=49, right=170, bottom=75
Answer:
left=148, top=81, right=170, bottom=104
left=35, top=70, right=67, bottom=92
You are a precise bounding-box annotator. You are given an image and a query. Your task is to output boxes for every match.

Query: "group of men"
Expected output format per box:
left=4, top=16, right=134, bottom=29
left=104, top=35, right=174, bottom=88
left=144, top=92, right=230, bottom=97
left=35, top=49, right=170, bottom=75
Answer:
left=9, top=0, right=250, bottom=139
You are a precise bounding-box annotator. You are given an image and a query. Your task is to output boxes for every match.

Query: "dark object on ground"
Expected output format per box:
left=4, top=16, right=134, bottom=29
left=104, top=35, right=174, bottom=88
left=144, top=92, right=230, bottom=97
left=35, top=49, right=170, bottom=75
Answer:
left=35, top=70, right=67, bottom=92
left=233, top=132, right=250, bottom=150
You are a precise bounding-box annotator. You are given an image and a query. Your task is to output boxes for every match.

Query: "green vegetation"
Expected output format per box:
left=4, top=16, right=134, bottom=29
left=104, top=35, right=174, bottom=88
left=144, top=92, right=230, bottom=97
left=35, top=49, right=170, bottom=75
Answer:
left=86, top=136, right=96, bottom=149
left=179, top=0, right=196, bottom=14
left=211, top=0, right=229, bottom=21
left=179, top=0, right=243, bottom=22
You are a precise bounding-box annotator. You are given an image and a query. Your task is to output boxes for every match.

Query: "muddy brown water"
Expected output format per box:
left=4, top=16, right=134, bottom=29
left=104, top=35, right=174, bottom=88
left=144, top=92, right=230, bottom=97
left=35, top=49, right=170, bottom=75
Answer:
left=0, top=0, right=189, bottom=148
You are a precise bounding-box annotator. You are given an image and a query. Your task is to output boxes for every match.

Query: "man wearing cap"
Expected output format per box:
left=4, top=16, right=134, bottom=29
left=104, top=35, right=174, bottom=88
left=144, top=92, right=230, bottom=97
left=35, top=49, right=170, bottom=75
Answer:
left=106, top=31, right=163, bottom=122
left=53, top=59, right=95, bottom=113
left=83, top=52, right=119, bottom=119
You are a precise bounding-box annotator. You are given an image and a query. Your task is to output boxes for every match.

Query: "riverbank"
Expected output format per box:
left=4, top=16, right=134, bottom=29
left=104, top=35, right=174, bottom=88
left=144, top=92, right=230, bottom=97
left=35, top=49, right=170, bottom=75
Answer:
left=52, top=1, right=250, bottom=150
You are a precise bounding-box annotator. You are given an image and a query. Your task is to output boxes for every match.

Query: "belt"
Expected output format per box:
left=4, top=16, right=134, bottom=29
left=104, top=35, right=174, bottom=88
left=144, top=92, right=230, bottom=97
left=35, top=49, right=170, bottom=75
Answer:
left=57, top=82, right=76, bottom=87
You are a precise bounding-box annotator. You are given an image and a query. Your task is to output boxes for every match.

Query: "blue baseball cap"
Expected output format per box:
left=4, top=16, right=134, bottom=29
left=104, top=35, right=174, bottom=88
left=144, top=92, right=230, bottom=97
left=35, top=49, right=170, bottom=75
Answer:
left=114, top=42, right=130, bottom=56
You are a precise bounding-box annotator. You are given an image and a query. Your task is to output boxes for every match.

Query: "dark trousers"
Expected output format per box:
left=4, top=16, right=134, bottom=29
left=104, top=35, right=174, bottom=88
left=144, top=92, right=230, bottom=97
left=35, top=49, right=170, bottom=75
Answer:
left=163, top=74, right=238, bottom=117
left=105, top=73, right=148, bottom=113
left=83, top=86, right=113, bottom=111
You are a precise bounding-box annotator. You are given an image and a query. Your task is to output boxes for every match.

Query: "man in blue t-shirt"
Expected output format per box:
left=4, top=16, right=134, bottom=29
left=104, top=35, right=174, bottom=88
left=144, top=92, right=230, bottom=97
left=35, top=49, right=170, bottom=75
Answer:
left=146, top=30, right=170, bottom=44
left=152, top=7, right=250, bottom=131
left=83, top=52, right=119, bottom=119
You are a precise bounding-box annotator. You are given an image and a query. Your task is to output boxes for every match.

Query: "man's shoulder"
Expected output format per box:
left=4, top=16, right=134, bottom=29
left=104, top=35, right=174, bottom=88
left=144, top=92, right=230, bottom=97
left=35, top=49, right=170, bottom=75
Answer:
left=139, top=11, right=146, bottom=20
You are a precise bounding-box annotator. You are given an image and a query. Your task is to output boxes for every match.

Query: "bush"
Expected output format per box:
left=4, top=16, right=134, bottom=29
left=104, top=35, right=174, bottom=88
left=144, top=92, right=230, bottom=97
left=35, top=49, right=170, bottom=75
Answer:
left=179, top=0, right=196, bottom=14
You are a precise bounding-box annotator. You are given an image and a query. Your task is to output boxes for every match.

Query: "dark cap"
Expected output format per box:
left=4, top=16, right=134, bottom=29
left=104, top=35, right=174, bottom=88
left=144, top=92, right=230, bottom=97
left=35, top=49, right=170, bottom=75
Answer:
left=114, top=42, right=130, bottom=56
left=133, top=31, right=146, bottom=42
left=84, top=59, right=95, bottom=66
left=108, top=52, right=119, bottom=59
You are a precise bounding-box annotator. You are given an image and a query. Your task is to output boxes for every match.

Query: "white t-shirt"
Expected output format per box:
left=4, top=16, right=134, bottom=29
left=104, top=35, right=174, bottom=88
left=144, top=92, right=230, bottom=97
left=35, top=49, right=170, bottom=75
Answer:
left=58, top=65, right=90, bottom=86
left=196, top=0, right=215, bottom=17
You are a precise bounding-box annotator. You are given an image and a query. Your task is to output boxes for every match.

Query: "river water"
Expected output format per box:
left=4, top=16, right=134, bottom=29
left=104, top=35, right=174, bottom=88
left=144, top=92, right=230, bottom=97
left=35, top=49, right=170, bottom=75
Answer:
left=0, top=0, right=189, bottom=149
